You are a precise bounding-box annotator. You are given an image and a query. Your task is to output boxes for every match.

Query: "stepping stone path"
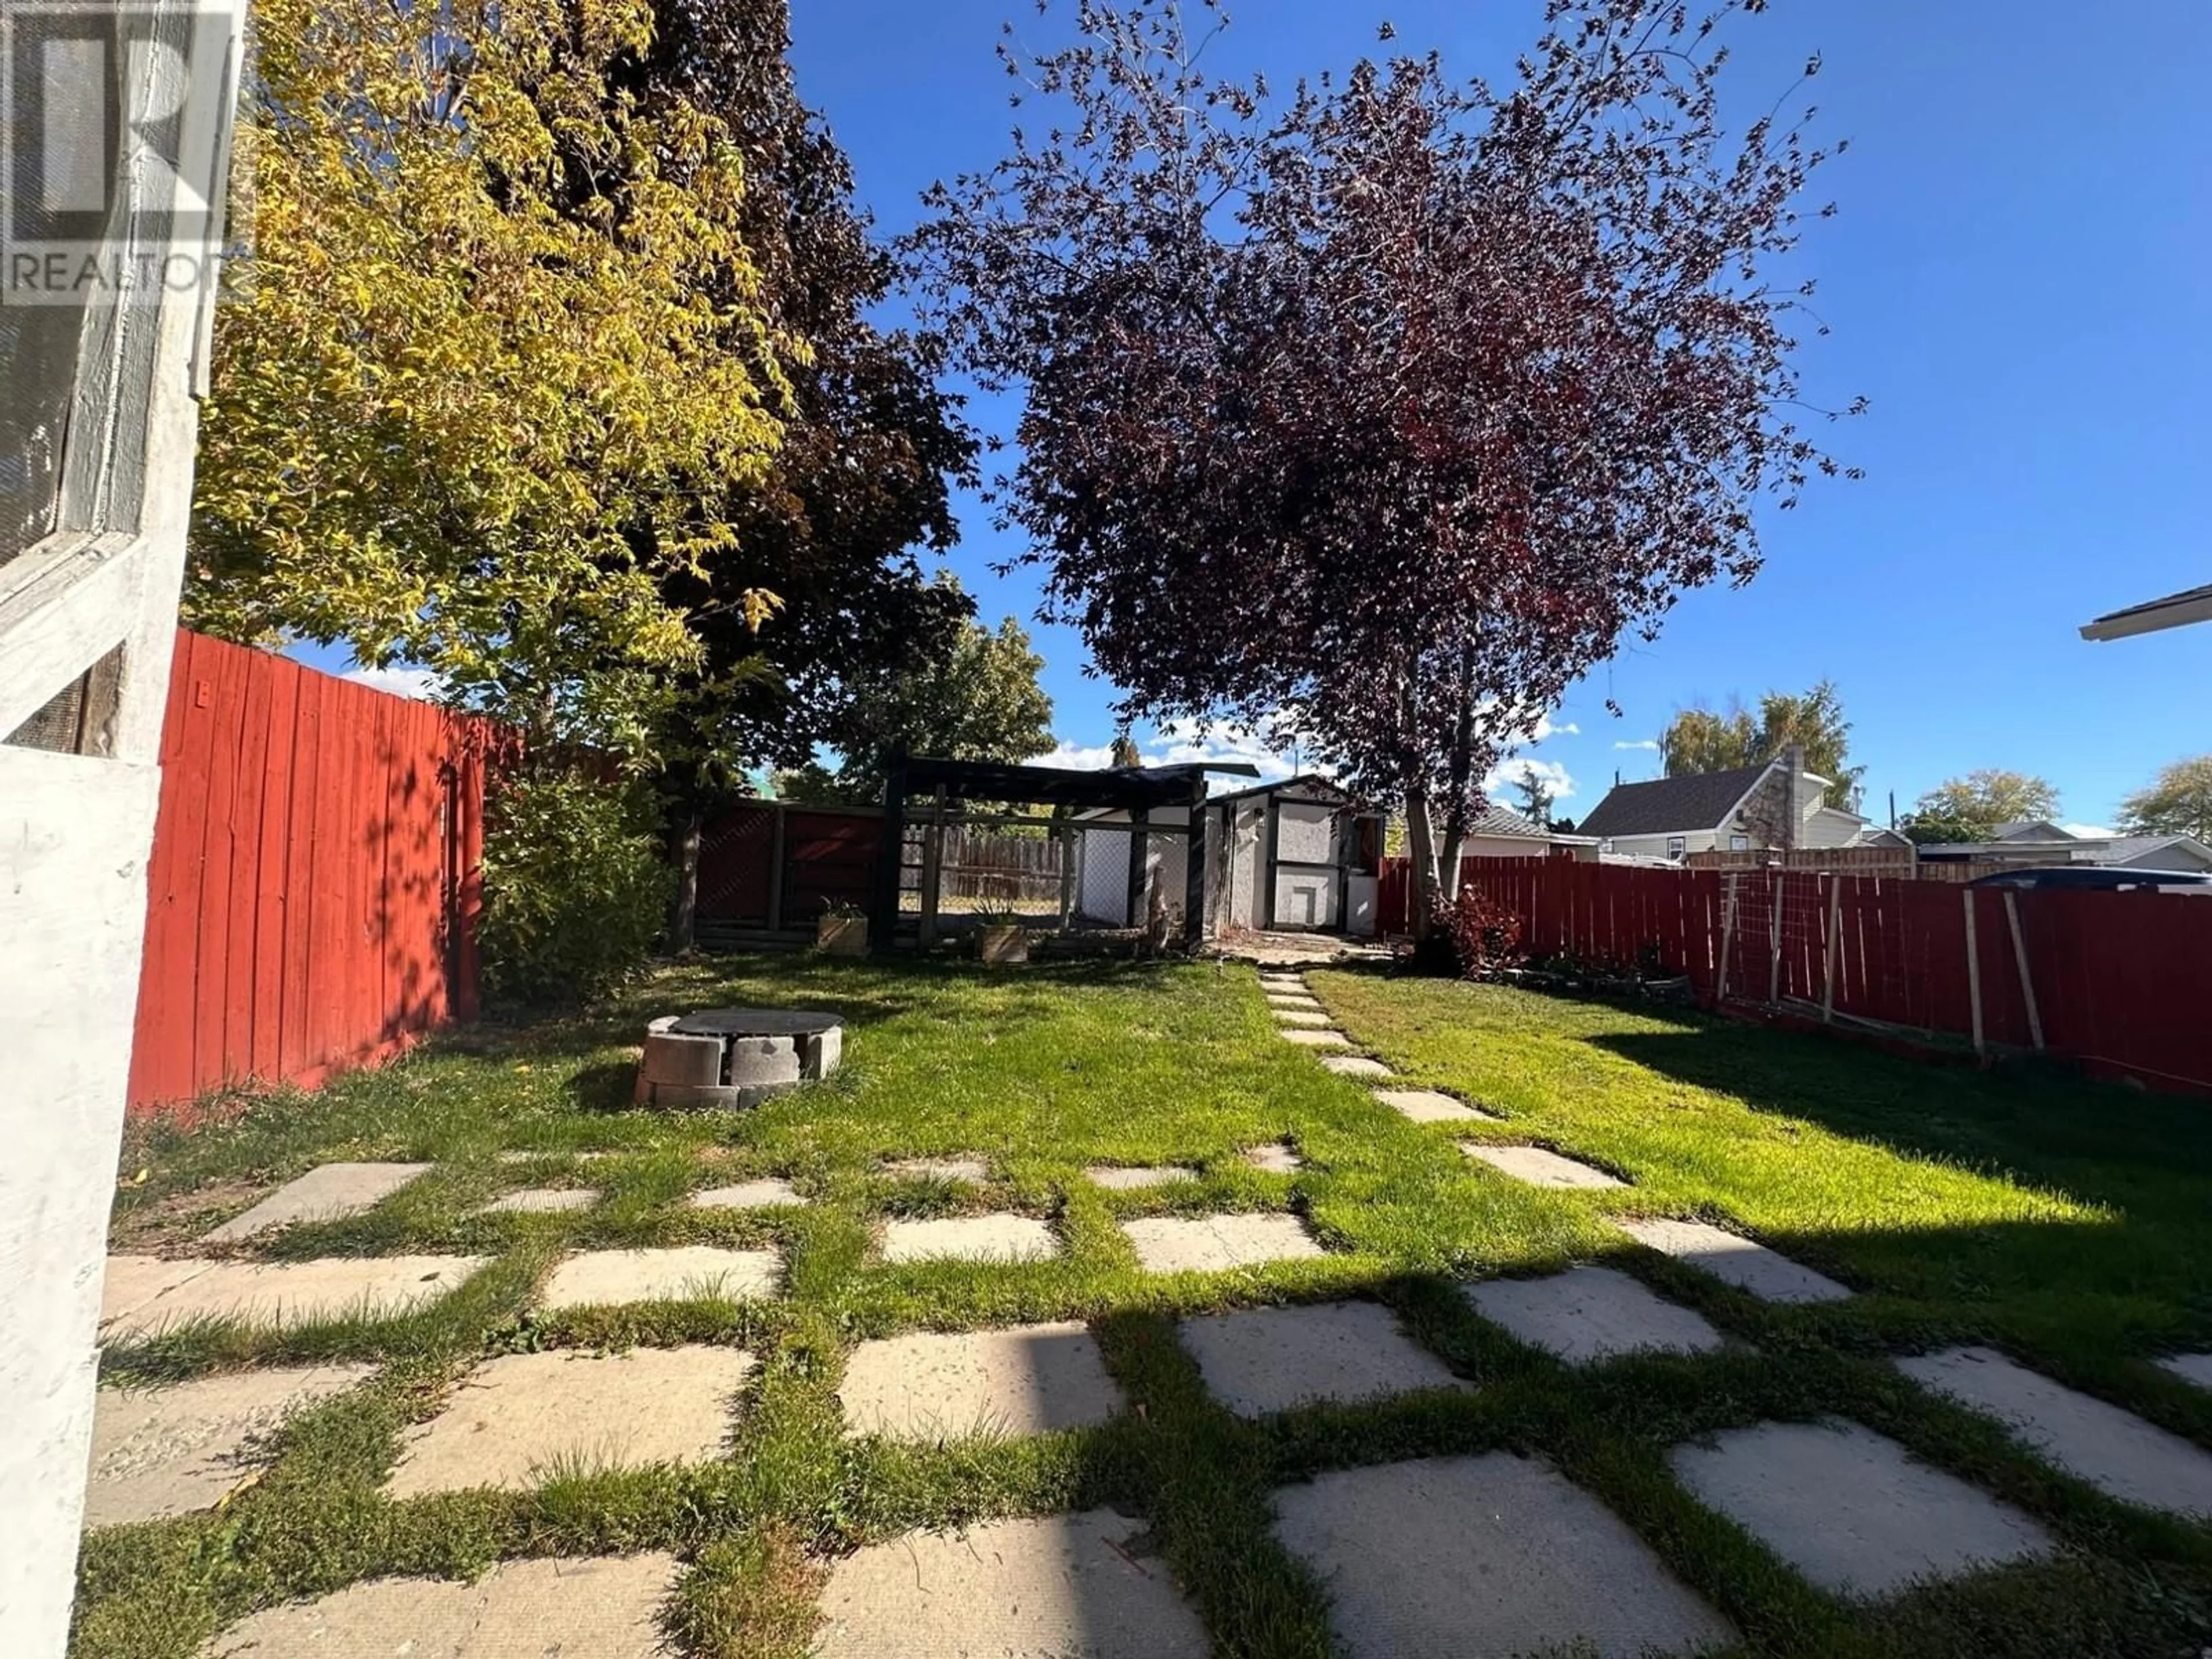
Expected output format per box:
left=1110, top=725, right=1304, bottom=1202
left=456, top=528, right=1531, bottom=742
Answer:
left=1321, top=1055, right=1393, bottom=1080
left=541, top=1246, right=778, bottom=1310
left=1899, top=1346, right=2212, bottom=1517
left=2160, top=1354, right=2212, bottom=1390
left=690, top=1178, right=807, bottom=1210
left=388, top=1347, right=753, bottom=1497
left=1618, top=1217, right=1850, bottom=1304
left=479, top=1187, right=597, bottom=1214
left=1086, top=1164, right=1199, bottom=1190
left=1461, top=1267, right=1725, bottom=1365
left=815, top=1509, right=1209, bottom=1659
left=881, top=1214, right=1059, bottom=1264
left=203, top=1554, right=679, bottom=1659
left=1182, top=1301, right=1465, bottom=1418
left=101, top=1255, right=484, bottom=1339
left=201, top=1162, right=431, bottom=1242
left=1274, top=1009, right=1334, bottom=1028
left=1375, top=1089, right=1497, bottom=1125
left=85, top=1363, right=374, bottom=1528
left=1241, top=1142, right=1304, bottom=1174
left=1670, top=1418, right=2050, bottom=1599
left=1266, top=990, right=1323, bottom=1007
left=1282, top=1028, right=1354, bottom=1048
left=1273, top=1453, right=1735, bottom=1659
left=1123, top=1213, right=1325, bottom=1273
left=1461, top=1142, right=1624, bottom=1190
left=840, top=1321, right=1121, bottom=1441
left=884, top=1156, right=990, bottom=1183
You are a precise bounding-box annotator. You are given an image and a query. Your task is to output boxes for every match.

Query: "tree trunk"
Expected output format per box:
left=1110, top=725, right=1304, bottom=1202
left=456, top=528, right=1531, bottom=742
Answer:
left=1407, top=787, right=1441, bottom=937
left=666, top=810, right=702, bottom=953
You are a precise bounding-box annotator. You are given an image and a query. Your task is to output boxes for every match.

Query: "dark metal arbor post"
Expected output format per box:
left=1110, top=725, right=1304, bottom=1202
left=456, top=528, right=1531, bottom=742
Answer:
left=869, top=748, right=910, bottom=951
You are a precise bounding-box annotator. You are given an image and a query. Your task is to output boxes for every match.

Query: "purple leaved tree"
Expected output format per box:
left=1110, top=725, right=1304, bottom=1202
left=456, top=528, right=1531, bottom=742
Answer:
left=910, top=0, right=1859, bottom=930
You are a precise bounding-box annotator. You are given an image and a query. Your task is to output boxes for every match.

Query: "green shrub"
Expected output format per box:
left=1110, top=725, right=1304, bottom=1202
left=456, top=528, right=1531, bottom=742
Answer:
left=478, top=770, right=671, bottom=1005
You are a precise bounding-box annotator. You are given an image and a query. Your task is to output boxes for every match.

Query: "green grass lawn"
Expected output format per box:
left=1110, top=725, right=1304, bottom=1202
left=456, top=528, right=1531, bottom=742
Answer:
left=78, top=957, right=2212, bottom=1658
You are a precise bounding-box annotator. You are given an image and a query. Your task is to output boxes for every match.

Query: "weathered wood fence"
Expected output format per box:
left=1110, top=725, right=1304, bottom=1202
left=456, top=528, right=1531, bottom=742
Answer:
left=1380, top=855, right=2212, bottom=1096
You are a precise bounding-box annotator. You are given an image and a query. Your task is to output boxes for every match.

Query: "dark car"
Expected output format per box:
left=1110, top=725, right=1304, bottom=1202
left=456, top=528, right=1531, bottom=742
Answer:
left=1966, top=866, right=2212, bottom=892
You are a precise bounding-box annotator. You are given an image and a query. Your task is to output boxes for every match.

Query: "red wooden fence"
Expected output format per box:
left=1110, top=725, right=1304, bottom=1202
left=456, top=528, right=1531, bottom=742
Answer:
left=1382, top=856, right=2212, bottom=1097
left=127, top=631, right=506, bottom=1114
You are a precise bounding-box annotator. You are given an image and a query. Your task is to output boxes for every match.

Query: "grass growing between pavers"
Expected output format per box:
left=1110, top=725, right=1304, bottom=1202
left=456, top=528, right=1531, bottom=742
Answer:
left=75, top=956, right=2212, bottom=1658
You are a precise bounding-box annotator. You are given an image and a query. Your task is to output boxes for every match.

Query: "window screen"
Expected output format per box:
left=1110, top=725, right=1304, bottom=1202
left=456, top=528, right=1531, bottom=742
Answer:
left=1, top=3, right=122, bottom=568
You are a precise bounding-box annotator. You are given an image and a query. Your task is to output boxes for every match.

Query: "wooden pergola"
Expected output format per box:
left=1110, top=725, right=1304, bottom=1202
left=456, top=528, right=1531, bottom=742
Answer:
left=868, top=752, right=1260, bottom=951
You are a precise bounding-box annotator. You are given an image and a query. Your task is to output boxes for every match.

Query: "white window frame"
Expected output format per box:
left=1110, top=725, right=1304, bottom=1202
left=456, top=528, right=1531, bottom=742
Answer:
left=1667, top=835, right=1686, bottom=860
left=0, top=0, right=244, bottom=756
left=1729, top=833, right=1751, bottom=853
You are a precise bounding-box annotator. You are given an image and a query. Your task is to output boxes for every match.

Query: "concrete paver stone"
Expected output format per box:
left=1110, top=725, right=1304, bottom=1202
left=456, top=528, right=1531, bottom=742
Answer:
left=690, top=1178, right=808, bottom=1210
left=87, top=1364, right=376, bottom=1528
left=813, top=1509, right=1209, bottom=1659
left=884, top=1156, right=991, bottom=1184
left=202, top=1553, right=679, bottom=1658
left=1461, top=1266, right=1725, bottom=1365
left=1669, top=1418, right=2051, bottom=1598
left=201, top=1163, right=433, bottom=1243
left=1461, top=1142, right=1625, bottom=1190
left=479, top=1187, right=598, bottom=1215
left=1123, top=1212, right=1325, bottom=1273
left=101, top=1256, right=486, bottom=1339
left=388, top=1346, right=755, bottom=1496
left=1240, top=1143, right=1305, bottom=1174
left=841, top=1321, right=1122, bottom=1441
left=881, top=1214, right=1060, bottom=1265
left=1085, top=1165, right=1200, bottom=1190
left=1374, top=1089, right=1497, bottom=1124
left=1272, top=1452, right=1736, bottom=1658
left=1183, top=1301, right=1467, bottom=1418
left=1274, top=1009, right=1334, bottom=1029
left=1618, top=1217, right=1851, bottom=1304
left=1281, top=1028, right=1354, bottom=1048
left=541, top=1246, right=779, bottom=1309
left=1320, top=1055, right=1393, bottom=1079
left=1898, top=1346, right=2212, bottom=1517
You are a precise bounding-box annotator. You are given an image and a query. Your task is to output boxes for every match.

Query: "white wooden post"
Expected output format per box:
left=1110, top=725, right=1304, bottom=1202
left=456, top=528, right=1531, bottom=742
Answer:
left=0, top=2, right=245, bottom=1648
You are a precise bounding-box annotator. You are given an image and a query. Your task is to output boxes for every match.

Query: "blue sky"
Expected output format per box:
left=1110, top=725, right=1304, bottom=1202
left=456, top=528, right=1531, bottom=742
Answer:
left=342, top=1, right=2211, bottom=830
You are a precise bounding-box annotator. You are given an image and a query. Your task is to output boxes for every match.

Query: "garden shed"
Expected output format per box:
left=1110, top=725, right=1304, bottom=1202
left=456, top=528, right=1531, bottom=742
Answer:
left=1075, top=775, right=1385, bottom=938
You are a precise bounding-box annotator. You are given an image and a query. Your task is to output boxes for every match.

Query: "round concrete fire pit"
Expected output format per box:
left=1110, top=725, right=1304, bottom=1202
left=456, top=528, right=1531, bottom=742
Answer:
left=634, top=1008, right=845, bottom=1109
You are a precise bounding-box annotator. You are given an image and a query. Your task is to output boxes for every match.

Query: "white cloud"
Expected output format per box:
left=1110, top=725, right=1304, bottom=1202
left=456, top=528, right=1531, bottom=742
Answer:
left=1148, top=719, right=1302, bottom=785
left=2062, top=823, right=2115, bottom=840
left=1482, top=757, right=1576, bottom=803
left=1613, top=739, right=1661, bottom=752
left=1539, top=719, right=1581, bottom=739
left=342, top=664, right=442, bottom=701
left=1038, top=740, right=1119, bottom=771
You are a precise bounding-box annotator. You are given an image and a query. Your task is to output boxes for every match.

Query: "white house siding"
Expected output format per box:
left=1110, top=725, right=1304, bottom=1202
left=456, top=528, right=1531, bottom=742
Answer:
left=1601, top=829, right=1725, bottom=861
left=2114, top=840, right=2212, bottom=872
left=1802, top=806, right=1874, bottom=849
left=1463, top=834, right=1550, bottom=860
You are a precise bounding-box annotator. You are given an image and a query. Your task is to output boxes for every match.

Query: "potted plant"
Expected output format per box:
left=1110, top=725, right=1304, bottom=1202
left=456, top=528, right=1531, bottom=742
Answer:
left=816, top=899, right=868, bottom=957
left=974, top=908, right=1030, bottom=965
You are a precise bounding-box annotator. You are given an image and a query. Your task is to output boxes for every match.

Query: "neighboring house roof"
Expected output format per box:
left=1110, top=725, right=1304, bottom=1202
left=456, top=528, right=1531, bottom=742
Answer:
left=1467, top=804, right=1551, bottom=839
left=1849, top=825, right=1914, bottom=849
left=1574, top=764, right=1771, bottom=840
left=1917, top=834, right=2212, bottom=870
left=2081, top=582, right=2212, bottom=642
left=1991, top=820, right=2074, bottom=842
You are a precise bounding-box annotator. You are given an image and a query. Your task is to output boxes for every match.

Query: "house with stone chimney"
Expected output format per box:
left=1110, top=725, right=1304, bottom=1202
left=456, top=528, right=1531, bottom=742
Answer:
left=1574, top=749, right=1907, bottom=863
